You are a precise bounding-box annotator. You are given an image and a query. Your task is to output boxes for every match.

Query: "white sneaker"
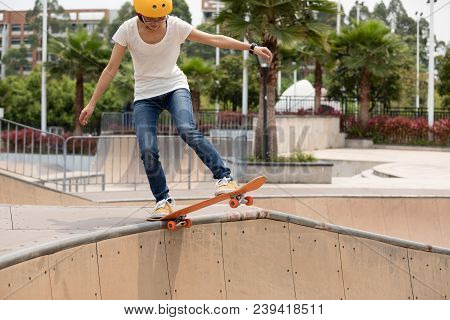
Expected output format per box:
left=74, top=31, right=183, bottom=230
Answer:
left=148, top=197, right=176, bottom=219
left=215, top=176, right=239, bottom=196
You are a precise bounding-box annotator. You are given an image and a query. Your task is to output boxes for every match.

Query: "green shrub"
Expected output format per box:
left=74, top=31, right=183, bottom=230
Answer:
left=247, top=151, right=316, bottom=163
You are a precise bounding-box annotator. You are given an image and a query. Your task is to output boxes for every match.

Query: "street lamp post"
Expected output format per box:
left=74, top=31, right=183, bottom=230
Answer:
left=292, top=61, right=297, bottom=96
left=242, top=13, right=250, bottom=131
left=427, top=0, right=436, bottom=127
left=1, top=25, right=8, bottom=79
left=215, top=0, right=220, bottom=67
left=213, top=0, right=221, bottom=115
left=336, top=0, right=341, bottom=35
left=255, top=55, right=271, bottom=162
left=277, top=70, right=282, bottom=96
left=415, top=12, right=423, bottom=110
left=355, top=1, right=364, bottom=25
left=41, top=0, right=48, bottom=133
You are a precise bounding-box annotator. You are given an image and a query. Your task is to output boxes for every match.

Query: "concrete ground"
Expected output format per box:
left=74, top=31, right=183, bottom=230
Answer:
left=312, top=148, right=450, bottom=181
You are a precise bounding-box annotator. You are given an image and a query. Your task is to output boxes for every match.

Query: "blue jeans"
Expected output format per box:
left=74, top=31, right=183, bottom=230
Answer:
left=133, top=88, right=231, bottom=202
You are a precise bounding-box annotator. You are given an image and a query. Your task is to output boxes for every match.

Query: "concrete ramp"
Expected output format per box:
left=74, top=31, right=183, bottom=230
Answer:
left=0, top=170, right=93, bottom=206
left=1, top=210, right=449, bottom=300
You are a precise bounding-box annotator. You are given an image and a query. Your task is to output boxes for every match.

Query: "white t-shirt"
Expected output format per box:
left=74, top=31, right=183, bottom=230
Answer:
left=112, top=16, right=194, bottom=101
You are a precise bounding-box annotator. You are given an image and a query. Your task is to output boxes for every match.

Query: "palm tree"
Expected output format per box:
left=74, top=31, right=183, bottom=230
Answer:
left=332, top=20, right=410, bottom=126
left=180, top=57, right=214, bottom=112
left=209, top=55, right=260, bottom=112
left=216, top=0, right=336, bottom=159
left=48, top=28, right=109, bottom=135
left=295, top=37, right=333, bottom=113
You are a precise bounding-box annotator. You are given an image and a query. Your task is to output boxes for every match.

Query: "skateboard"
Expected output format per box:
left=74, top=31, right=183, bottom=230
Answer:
left=146, top=176, right=267, bottom=231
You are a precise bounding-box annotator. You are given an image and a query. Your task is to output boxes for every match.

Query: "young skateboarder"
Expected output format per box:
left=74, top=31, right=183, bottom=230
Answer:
left=79, top=0, right=272, bottom=218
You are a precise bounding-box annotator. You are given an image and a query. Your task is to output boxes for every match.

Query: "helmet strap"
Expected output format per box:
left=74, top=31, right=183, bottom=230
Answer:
left=137, top=13, right=150, bottom=29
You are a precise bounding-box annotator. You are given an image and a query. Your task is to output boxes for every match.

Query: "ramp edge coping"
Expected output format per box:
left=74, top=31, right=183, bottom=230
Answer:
left=0, top=209, right=449, bottom=271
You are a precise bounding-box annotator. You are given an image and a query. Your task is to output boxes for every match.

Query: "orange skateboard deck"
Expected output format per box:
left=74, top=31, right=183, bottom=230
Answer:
left=147, top=176, right=266, bottom=230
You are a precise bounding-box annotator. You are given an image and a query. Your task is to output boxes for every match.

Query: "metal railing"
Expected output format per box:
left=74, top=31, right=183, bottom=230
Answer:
left=0, top=118, right=66, bottom=183
left=100, top=111, right=257, bottom=136
left=340, top=104, right=449, bottom=121
left=1, top=118, right=251, bottom=193
left=371, top=107, right=450, bottom=121
left=275, top=96, right=450, bottom=121
left=275, top=96, right=350, bottom=114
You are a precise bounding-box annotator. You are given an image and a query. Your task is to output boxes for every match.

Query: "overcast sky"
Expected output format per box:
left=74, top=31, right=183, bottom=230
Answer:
left=1, top=0, right=449, bottom=42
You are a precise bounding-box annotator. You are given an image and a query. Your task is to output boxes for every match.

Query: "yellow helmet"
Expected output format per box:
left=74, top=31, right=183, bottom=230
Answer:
left=134, top=0, right=173, bottom=18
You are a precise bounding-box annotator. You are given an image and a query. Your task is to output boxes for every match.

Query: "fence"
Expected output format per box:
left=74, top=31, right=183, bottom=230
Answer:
left=371, top=107, right=450, bottom=121
left=0, top=118, right=66, bottom=183
left=275, top=96, right=352, bottom=114
left=341, top=104, right=450, bottom=121
left=101, top=111, right=257, bottom=136
left=0, top=118, right=250, bottom=192
left=276, top=96, right=449, bottom=121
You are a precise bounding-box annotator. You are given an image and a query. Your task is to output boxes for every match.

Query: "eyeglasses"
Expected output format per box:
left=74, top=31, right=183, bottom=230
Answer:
left=142, top=15, right=168, bottom=23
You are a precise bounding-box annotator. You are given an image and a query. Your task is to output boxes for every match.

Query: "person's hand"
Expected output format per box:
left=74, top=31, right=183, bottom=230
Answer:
left=254, top=46, right=273, bottom=65
left=79, top=104, right=95, bottom=126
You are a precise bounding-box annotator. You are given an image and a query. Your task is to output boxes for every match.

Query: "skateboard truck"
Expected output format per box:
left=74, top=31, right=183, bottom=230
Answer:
left=229, top=195, right=254, bottom=208
left=166, top=215, right=193, bottom=231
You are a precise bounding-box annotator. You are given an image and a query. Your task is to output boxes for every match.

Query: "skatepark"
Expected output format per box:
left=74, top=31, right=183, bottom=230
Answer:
left=1, top=168, right=449, bottom=299
left=0, top=0, right=449, bottom=306
left=1, top=123, right=450, bottom=300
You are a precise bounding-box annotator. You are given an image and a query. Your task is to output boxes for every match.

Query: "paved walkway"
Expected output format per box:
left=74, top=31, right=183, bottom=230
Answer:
left=313, top=148, right=450, bottom=181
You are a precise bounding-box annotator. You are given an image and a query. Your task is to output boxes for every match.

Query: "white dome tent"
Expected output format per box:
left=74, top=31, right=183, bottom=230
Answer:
left=275, top=79, right=340, bottom=113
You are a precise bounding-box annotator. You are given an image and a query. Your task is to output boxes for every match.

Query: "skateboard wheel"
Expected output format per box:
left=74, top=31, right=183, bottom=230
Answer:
left=184, top=219, right=193, bottom=228
left=244, top=196, right=253, bottom=206
left=167, top=221, right=177, bottom=231
left=229, top=198, right=240, bottom=208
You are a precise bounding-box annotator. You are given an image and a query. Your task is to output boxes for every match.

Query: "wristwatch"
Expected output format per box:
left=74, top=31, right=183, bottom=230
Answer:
left=249, top=43, right=258, bottom=55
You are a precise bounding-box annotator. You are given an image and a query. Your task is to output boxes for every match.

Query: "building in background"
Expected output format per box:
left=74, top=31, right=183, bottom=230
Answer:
left=201, top=0, right=224, bottom=23
left=0, top=9, right=118, bottom=77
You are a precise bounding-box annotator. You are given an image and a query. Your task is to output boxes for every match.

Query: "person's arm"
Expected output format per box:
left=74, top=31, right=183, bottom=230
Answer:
left=186, top=29, right=273, bottom=64
left=79, top=43, right=126, bottom=126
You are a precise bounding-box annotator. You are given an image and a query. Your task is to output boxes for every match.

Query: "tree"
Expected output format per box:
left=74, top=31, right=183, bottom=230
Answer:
left=438, top=50, right=450, bottom=108
left=296, top=36, right=333, bottom=113
left=386, top=0, right=415, bottom=36
left=0, top=66, right=126, bottom=133
left=0, top=72, right=41, bottom=127
left=372, top=2, right=388, bottom=22
left=183, top=21, right=236, bottom=63
left=180, top=57, right=214, bottom=112
left=331, top=20, right=411, bottom=126
left=1, top=46, right=30, bottom=76
left=108, top=2, right=135, bottom=40
left=26, top=0, right=69, bottom=49
left=172, top=0, right=192, bottom=23
left=348, top=3, right=370, bottom=25
left=48, top=29, right=109, bottom=135
left=216, top=0, right=336, bottom=159
left=208, top=55, right=259, bottom=112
